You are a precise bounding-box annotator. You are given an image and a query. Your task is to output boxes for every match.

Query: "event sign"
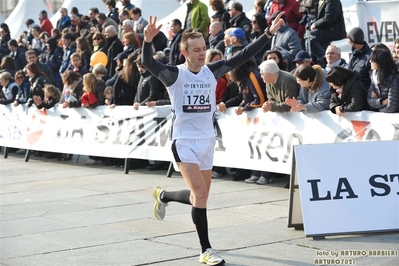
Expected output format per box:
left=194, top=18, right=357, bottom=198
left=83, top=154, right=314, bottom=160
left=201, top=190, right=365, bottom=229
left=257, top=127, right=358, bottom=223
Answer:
left=294, top=141, right=399, bottom=237
left=357, top=0, right=399, bottom=48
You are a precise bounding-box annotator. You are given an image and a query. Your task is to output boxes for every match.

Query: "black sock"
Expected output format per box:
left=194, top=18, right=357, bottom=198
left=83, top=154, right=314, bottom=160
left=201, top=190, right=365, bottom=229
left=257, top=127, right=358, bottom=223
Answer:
left=162, top=190, right=191, bottom=205
left=192, top=207, right=211, bottom=253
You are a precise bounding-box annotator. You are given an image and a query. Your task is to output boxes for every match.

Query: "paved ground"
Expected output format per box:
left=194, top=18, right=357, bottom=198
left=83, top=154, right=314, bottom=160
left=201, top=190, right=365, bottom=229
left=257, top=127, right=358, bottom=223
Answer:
left=1, top=153, right=398, bottom=266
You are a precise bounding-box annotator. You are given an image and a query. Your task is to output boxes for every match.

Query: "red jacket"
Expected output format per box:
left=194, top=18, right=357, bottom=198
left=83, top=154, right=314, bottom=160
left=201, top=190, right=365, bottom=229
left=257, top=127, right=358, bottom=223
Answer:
left=80, top=92, right=98, bottom=105
left=268, top=0, right=305, bottom=39
left=41, top=18, right=53, bottom=36
left=216, top=75, right=230, bottom=104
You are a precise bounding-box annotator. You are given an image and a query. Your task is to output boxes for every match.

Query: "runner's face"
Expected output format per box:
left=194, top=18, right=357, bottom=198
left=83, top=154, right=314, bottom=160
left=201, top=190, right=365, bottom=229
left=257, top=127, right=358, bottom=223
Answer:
left=185, top=38, right=206, bottom=68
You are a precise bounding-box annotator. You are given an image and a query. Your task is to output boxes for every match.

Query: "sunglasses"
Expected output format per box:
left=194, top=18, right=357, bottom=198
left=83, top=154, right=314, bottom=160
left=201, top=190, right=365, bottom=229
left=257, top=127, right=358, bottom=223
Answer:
left=95, top=37, right=103, bottom=40
left=16, top=76, right=25, bottom=80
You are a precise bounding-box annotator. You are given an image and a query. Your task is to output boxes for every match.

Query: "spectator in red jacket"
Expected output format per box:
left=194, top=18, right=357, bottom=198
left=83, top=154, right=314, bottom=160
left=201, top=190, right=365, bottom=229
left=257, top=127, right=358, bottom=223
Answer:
left=267, top=0, right=305, bottom=40
left=39, top=10, right=53, bottom=36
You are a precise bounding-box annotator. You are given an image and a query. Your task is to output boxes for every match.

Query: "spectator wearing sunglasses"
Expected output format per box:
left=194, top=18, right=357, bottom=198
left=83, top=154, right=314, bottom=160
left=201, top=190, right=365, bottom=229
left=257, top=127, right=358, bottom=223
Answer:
left=13, top=70, right=30, bottom=106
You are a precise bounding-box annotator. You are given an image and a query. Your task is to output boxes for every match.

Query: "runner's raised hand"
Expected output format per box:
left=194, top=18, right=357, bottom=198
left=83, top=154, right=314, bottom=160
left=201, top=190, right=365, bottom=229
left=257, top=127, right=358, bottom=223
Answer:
left=269, top=12, right=286, bottom=35
left=144, top=16, right=163, bottom=43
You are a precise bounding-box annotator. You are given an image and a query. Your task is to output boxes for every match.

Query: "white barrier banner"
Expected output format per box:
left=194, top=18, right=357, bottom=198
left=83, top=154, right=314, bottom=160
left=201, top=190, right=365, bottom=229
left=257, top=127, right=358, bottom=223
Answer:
left=357, top=1, right=399, bottom=48
left=294, top=141, right=399, bottom=236
left=1, top=105, right=399, bottom=173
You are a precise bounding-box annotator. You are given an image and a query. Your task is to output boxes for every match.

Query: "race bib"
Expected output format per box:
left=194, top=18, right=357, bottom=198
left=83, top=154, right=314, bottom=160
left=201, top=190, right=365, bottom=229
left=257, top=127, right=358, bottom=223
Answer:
left=182, top=87, right=211, bottom=113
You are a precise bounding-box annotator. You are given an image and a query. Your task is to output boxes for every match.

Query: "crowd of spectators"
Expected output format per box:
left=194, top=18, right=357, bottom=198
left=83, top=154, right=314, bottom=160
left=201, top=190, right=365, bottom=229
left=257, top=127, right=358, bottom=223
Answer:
left=0, top=0, right=398, bottom=180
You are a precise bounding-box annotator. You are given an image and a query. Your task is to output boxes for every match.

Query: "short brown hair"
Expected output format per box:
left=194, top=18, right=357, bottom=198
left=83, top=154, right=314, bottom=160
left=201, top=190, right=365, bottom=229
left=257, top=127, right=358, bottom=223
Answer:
left=180, top=31, right=204, bottom=52
left=62, top=70, right=81, bottom=86
left=209, top=0, right=225, bottom=10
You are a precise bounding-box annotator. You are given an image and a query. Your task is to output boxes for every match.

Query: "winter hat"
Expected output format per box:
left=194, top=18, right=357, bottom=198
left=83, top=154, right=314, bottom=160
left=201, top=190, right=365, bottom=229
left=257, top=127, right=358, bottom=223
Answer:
left=348, top=27, right=364, bottom=45
left=292, top=50, right=312, bottom=62
left=226, top=28, right=246, bottom=42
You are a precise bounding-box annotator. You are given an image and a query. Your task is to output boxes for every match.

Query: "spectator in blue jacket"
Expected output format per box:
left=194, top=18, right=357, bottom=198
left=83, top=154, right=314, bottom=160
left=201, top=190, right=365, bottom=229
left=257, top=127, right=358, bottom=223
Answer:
left=13, top=70, right=30, bottom=106
left=286, top=64, right=330, bottom=112
left=59, top=33, right=76, bottom=75
left=56, top=8, right=72, bottom=31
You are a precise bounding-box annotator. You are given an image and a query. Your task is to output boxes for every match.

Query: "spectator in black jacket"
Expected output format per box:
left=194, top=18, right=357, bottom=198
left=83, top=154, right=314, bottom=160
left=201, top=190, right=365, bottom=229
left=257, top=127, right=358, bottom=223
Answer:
left=326, top=67, right=367, bottom=116
left=209, top=21, right=225, bottom=55
left=347, top=27, right=372, bottom=91
left=105, top=25, right=123, bottom=76
left=133, top=52, right=164, bottom=110
left=8, top=39, right=27, bottom=71
left=26, top=62, right=49, bottom=108
left=227, top=1, right=252, bottom=41
left=209, top=0, right=230, bottom=30
left=0, top=56, right=17, bottom=78
left=0, top=23, right=11, bottom=61
left=44, top=37, right=63, bottom=89
left=76, top=37, right=92, bottom=71
left=113, top=51, right=140, bottom=106
left=25, top=49, right=56, bottom=85
left=25, top=19, right=37, bottom=47
left=367, top=48, right=399, bottom=113
left=310, top=0, right=346, bottom=62
left=92, top=32, right=107, bottom=54
left=152, top=31, right=168, bottom=53
left=106, top=0, right=120, bottom=25
left=169, top=19, right=184, bottom=65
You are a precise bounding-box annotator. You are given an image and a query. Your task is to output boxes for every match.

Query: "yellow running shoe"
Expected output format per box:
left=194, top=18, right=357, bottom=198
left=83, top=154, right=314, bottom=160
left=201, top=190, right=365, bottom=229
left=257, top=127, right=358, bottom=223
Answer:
left=199, top=248, right=225, bottom=265
left=153, top=186, right=167, bottom=220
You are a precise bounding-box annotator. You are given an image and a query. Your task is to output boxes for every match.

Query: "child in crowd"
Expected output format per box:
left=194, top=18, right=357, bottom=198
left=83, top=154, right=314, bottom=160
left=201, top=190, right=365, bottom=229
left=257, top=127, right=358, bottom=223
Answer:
left=104, top=86, right=115, bottom=108
left=80, top=73, right=98, bottom=107
left=69, top=53, right=88, bottom=76
left=34, top=84, right=61, bottom=109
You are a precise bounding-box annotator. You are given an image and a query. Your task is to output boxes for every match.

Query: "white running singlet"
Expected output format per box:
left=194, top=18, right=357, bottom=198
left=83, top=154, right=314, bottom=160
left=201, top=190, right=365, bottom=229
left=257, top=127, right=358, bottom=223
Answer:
left=167, top=65, right=217, bottom=140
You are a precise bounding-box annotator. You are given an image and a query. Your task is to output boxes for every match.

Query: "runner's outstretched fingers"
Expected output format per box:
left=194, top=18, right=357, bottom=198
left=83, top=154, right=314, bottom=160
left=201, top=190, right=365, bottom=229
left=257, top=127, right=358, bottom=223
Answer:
left=144, top=16, right=163, bottom=43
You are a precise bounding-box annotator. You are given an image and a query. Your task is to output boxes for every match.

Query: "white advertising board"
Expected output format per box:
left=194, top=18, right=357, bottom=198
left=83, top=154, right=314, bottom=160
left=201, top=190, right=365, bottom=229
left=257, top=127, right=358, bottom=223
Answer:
left=294, top=141, right=399, bottom=237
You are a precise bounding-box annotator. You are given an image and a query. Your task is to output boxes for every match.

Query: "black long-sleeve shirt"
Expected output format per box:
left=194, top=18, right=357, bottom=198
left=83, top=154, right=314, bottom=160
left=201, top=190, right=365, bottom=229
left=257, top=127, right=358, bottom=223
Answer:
left=142, top=33, right=272, bottom=87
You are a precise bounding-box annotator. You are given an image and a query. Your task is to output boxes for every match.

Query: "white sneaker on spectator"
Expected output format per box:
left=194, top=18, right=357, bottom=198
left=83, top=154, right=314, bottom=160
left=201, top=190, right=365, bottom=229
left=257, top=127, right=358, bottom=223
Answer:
left=245, top=175, right=260, bottom=183
left=256, top=176, right=273, bottom=185
left=212, top=171, right=224, bottom=178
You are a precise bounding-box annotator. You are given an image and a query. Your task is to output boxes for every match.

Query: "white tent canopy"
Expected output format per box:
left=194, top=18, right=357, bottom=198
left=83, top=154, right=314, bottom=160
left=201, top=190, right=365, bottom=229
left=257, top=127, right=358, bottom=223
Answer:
left=158, top=0, right=256, bottom=38
left=116, top=0, right=181, bottom=21
left=5, top=0, right=53, bottom=39
left=50, top=0, right=108, bottom=27
left=0, top=12, right=5, bottom=24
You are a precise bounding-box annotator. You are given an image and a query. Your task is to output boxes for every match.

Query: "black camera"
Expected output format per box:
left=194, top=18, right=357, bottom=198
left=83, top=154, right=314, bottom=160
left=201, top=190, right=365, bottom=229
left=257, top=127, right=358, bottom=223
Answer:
left=297, top=0, right=318, bottom=17
left=27, top=98, right=33, bottom=108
